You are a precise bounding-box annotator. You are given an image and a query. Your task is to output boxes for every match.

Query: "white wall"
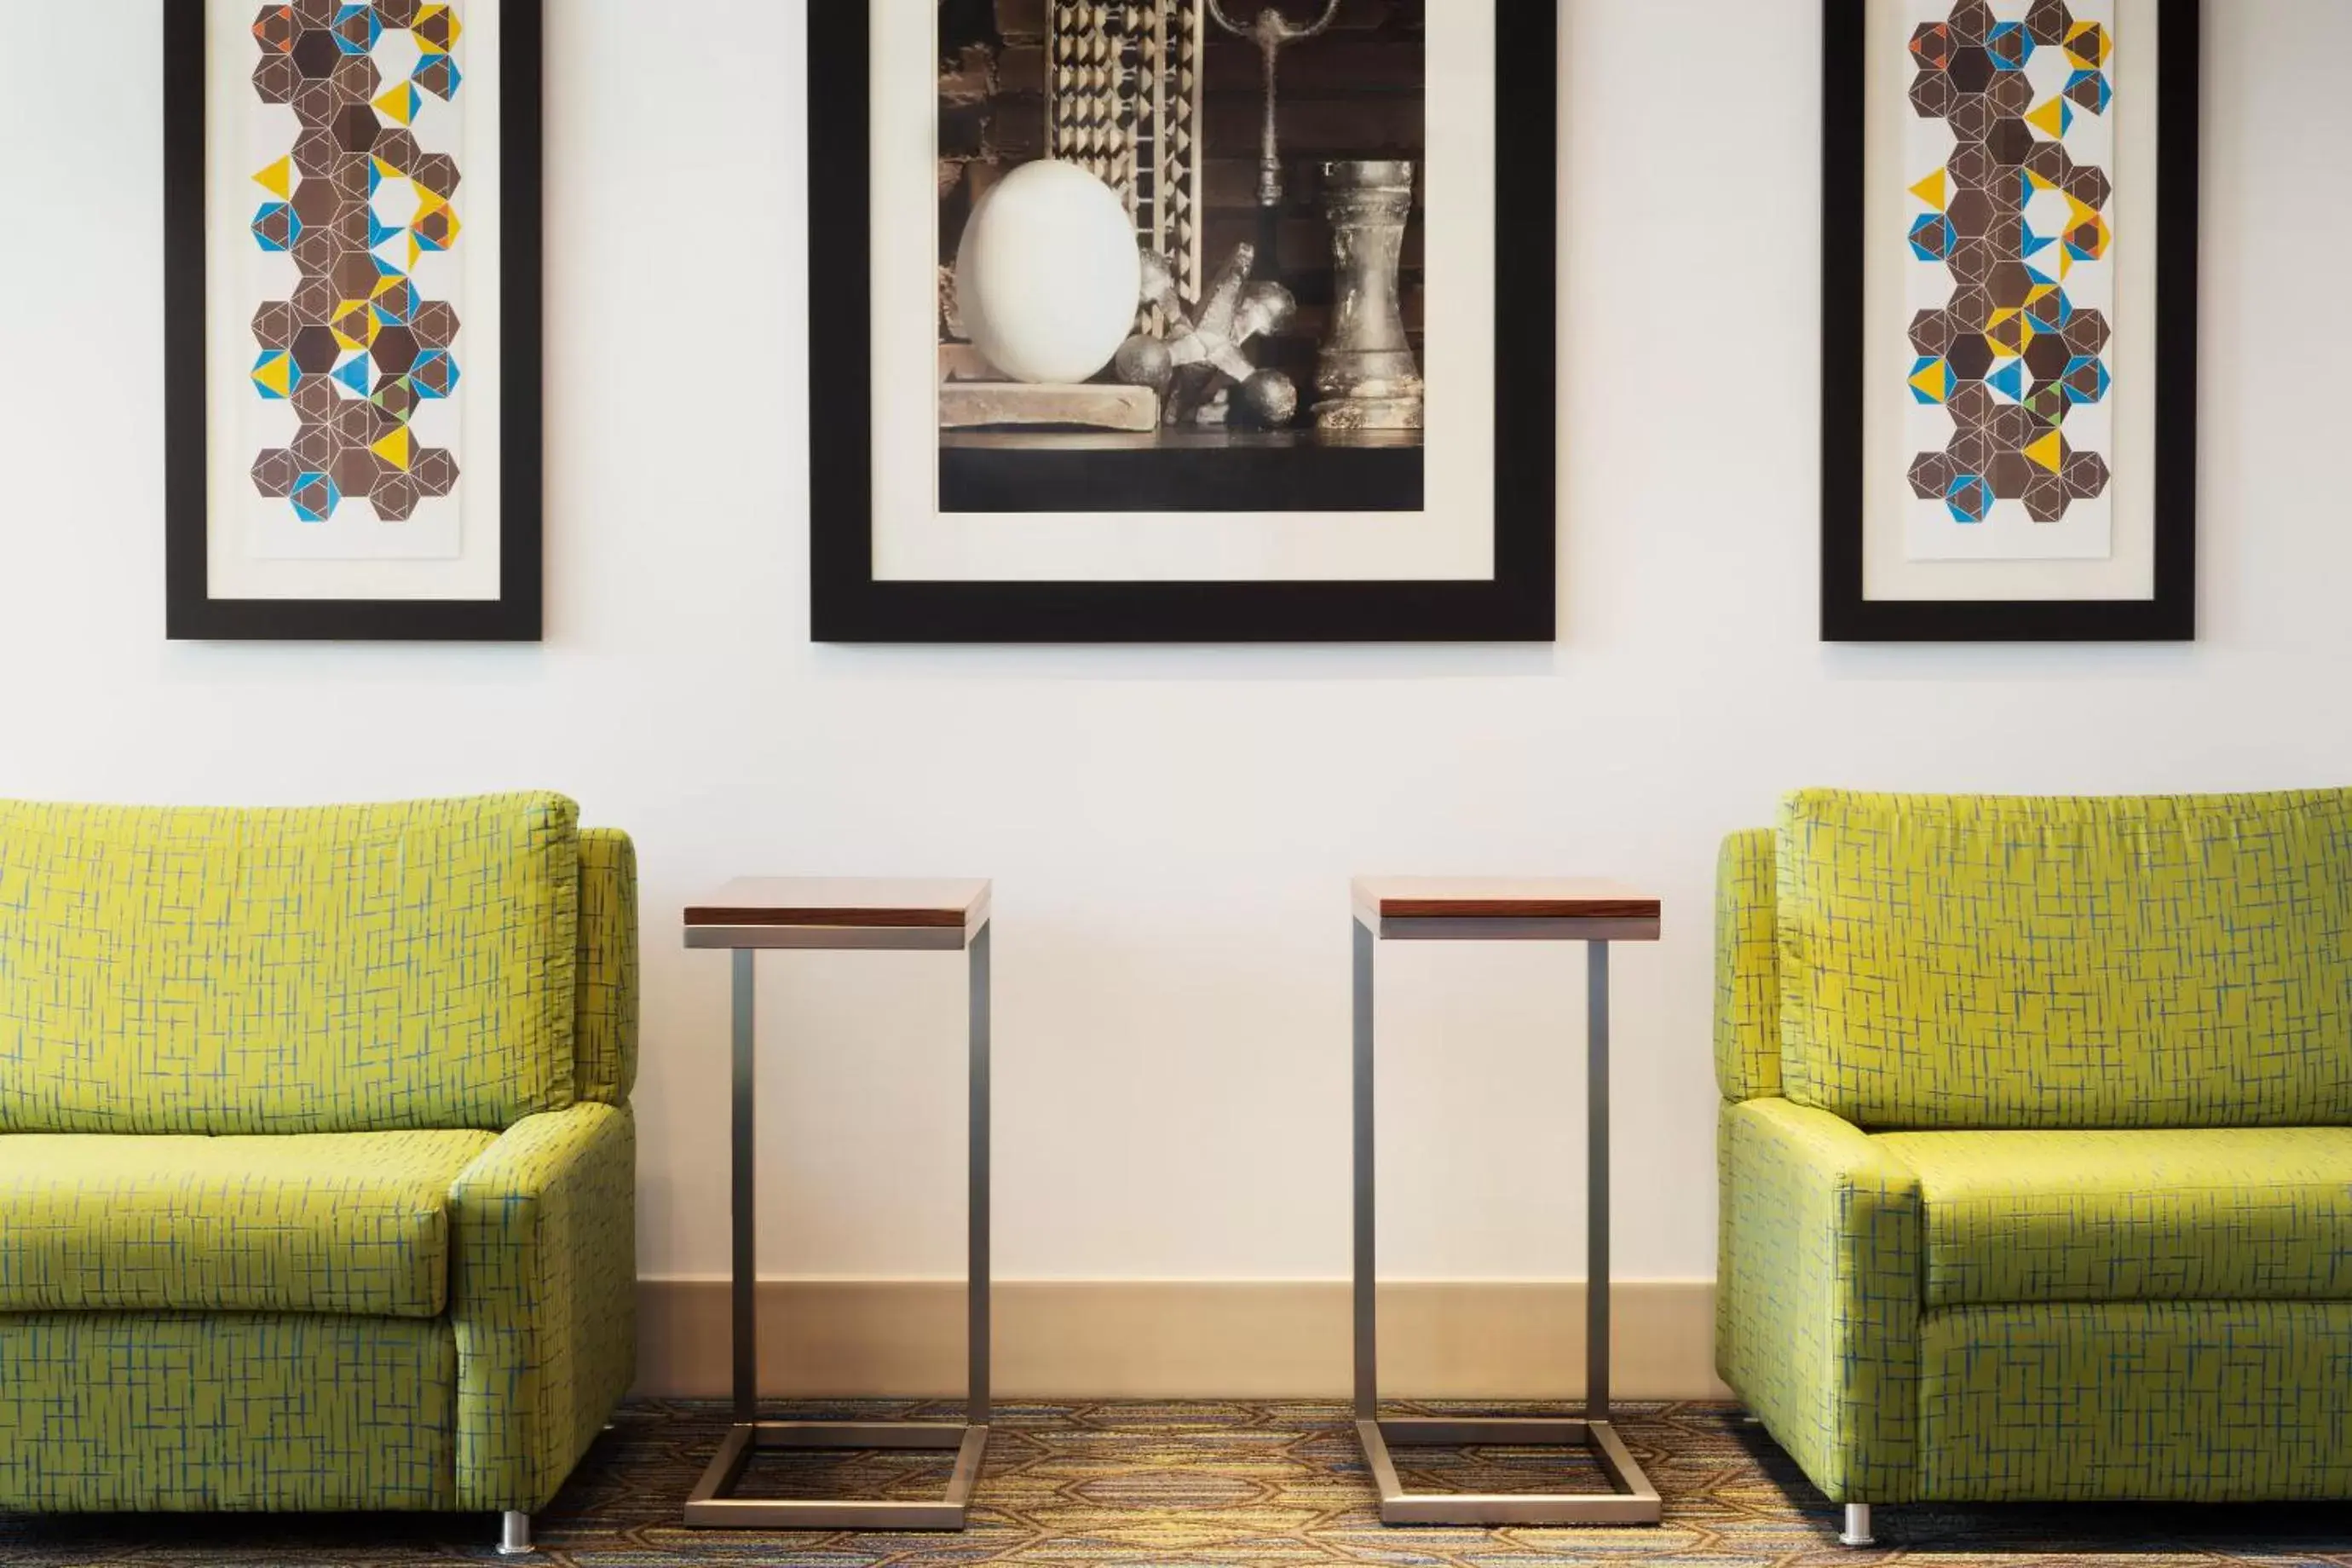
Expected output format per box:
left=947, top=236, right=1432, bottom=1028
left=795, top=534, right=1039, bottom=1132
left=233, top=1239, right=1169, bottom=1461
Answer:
left=3, top=1, right=2348, bottom=1292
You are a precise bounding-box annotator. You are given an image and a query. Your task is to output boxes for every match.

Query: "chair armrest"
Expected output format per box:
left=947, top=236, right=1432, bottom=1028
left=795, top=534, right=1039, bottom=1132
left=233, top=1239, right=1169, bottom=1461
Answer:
left=1721, top=1097, right=1920, bottom=1503
left=448, top=1101, right=636, bottom=1513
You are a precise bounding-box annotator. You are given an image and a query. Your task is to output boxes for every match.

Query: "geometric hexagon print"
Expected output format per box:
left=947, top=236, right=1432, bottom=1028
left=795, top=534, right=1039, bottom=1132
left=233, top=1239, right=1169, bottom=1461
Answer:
left=244, top=3, right=464, bottom=559
left=1904, top=0, right=2114, bottom=560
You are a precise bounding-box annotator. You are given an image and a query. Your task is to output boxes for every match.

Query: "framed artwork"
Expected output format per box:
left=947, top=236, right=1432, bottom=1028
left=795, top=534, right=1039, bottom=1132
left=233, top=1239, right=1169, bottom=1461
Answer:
left=1822, top=0, right=2199, bottom=642
left=164, top=0, right=543, bottom=642
left=810, top=0, right=1557, bottom=643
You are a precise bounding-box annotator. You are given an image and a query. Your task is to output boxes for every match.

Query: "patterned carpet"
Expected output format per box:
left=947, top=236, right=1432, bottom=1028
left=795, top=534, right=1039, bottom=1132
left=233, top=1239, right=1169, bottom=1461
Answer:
left=5, top=1400, right=2350, bottom=1566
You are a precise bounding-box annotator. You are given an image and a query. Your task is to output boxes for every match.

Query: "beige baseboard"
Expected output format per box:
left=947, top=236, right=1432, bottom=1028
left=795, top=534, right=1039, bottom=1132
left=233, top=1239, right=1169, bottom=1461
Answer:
left=635, top=1279, right=1728, bottom=1401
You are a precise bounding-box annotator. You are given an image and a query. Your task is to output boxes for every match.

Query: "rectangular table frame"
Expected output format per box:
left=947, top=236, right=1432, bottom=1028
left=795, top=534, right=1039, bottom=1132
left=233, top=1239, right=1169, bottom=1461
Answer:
left=681, top=914, right=990, bottom=1531
left=1352, top=907, right=1663, bottom=1527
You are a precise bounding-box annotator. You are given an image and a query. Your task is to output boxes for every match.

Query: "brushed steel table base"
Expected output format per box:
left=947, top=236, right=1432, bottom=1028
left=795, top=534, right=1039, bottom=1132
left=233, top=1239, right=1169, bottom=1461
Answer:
left=1352, top=919, right=1663, bottom=1527
left=1356, top=1416, right=1660, bottom=1526
left=683, top=1421, right=989, bottom=1531
left=684, top=931, right=992, bottom=1531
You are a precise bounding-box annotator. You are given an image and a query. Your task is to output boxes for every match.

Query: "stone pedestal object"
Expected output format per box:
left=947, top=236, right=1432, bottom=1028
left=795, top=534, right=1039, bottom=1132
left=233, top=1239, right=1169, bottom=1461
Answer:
left=1315, top=160, right=1424, bottom=434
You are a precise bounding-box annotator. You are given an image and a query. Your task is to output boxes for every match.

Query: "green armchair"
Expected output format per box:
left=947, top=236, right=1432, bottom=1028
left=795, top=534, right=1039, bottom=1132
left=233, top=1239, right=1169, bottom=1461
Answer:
left=1717, top=789, right=2352, bottom=1544
left=0, top=793, right=637, bottom=1554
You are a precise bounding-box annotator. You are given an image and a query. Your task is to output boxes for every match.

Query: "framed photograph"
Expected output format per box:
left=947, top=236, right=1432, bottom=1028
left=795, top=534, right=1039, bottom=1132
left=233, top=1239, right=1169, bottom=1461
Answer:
left=1822, top=0, right=2199, bottom=642
left=164, top=0, right=542, bottom=642
left=810, top=1, right=1556, bottom=643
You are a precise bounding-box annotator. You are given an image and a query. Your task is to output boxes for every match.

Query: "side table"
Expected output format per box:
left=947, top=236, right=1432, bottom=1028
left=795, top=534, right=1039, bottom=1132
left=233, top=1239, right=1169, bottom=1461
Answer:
left=1351, top=878, right=1664, bottom=1526
left=681, top=879, right=993, bottom=1530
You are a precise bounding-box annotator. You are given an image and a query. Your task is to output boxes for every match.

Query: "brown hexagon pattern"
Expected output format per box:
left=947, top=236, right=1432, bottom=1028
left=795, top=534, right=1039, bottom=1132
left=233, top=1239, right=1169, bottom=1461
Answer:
left=247, top=3, right=464, bottom=525
left=1903, top=1, right=2115, bottom=528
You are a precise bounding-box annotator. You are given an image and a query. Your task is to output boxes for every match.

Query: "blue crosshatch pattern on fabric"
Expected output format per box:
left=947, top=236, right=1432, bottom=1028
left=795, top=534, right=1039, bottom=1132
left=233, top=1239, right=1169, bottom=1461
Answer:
left=1880, top=1126, right=2352, bottom=1307
left=1715, top=827, right=1783, bottom=1104
left=0, top=794, right=579, bottom=1134
left=0, top=1313, right=458, bottom=1512
left=449, top=1101, right=637, bottom=1512
left=0, top=1129, right=496, bottom=1317
left=1716, top=789, right=2352, bottom=1506
left=1721, top=1097, right=1921, bottom=1502
left=1776, top=789, right=2352, bottom=1130
left=1920, top=1301, right=2352, bottom=1501
left=573, top=828, right=638, bottom=1107
left=0, top=796, right=637, bottom=1515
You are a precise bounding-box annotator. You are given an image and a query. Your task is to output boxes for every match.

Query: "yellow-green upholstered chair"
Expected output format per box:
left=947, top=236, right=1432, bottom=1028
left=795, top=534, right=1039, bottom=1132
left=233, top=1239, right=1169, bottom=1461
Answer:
left=0, top=793, right=637, bottom=1555
left=1718, top=789, right=2352, bottom=1546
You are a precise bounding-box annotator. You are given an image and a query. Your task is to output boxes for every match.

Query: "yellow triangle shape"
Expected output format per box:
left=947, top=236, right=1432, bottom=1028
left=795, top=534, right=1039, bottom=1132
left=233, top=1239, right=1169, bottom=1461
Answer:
left=1910, top=360, right=1949, bottom=402
left=372, top=429, right=413, bottom=470
left=2026, top=431, right=2064, bottom=472
left=1909, top=169, right=1948, bottom=211
left=2028, top=97, right=2068, bottom=140
left=374, top=85, right=415, bottom=126
left=252, top=157, right=292, bottom=199
left=253, top=355, right=292, bottom=396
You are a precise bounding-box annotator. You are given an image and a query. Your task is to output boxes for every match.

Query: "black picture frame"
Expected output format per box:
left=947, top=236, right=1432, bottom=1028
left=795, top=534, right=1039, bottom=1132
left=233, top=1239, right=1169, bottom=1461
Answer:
left=809, top=3, right=1558, bottom=645
left=164, top=0, right=544, bottom=643
left=1821, top=0, right=2199, bottom=643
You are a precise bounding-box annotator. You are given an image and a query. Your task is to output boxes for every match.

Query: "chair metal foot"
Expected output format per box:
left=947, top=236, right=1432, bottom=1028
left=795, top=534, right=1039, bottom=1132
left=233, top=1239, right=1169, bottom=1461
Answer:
left=1840, top=1503, right=1875, bottom=1547
left=497, top=1511, right=533, bottom=1555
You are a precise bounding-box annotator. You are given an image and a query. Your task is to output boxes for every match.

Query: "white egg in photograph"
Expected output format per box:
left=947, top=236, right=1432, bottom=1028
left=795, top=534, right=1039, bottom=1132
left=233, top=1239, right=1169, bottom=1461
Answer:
left=953, top=161, right=1143, bottom=386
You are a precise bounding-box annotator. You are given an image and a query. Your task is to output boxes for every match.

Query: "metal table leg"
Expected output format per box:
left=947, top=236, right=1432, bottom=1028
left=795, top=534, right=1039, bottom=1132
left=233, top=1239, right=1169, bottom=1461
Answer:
left=1588, top=940, right=1610, bottom=1427
left=1352, top=928, right=1663, bottom=1526
left=966, top=924, right=992, bottom=1430
left=683, top=938, right=992, bottom=1531
left=734, top=949, right=758, bottom=1427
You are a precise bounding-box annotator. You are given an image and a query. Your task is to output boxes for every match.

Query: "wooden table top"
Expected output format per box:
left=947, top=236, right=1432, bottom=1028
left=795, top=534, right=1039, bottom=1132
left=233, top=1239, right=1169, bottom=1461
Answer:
left=1352, top=877, right=1661, bottom=928
left=684, top=878, right=992, bottom=931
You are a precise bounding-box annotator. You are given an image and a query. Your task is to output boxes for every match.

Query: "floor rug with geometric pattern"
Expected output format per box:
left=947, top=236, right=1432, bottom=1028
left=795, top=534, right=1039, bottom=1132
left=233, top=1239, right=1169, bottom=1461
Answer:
left=5, top=1400, right=2349, bottom=1565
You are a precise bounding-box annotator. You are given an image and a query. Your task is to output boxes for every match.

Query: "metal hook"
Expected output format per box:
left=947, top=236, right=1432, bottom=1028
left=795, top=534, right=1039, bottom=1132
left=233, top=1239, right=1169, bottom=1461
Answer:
left=1205, top=0, right=1345, bottom=215
left=1205, top=0, right=1344, bottom=46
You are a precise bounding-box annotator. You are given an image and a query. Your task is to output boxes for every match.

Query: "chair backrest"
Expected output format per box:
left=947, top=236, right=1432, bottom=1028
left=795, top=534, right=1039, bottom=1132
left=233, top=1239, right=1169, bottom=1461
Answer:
left=574, top=826, right=638, bottom=1108
left=1741, top=788, right=2352, bottom=1130
left=0, top=793, right=593, bottom=1134
left=1714, top=824, right=1784, bottom=1104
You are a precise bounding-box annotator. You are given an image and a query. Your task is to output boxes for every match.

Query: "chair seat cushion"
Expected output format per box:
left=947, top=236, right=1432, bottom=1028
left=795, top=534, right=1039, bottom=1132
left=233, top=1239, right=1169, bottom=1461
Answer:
left=0, top=1129, right=498, bottom=1317
left=1877, top=1127, right=2352, bottom=1307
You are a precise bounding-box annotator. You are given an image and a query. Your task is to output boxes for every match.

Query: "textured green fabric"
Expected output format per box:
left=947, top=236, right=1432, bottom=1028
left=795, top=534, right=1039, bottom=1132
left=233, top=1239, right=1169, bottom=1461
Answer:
left=1720, top=1097, right=1919, bottom=1503
left=0, top=799, right=637, bottom=1519
left=451, top=1101, right=637, bottom=1513
left=1713, top=828, right=1782, bottom=1381
left=1715, top=1112, right=1734, bottom=1386
left=1714, top=827, right=1781, bottom=1104
left=1919, top=1302, right=2352, bottom=1501
left=0, top=794, right=580, bottom=1135
left=0, top=1313, right=456, bottom=1512
left=0, top=1128, right=494, bottom=1317
left=1880, top=1127, right=2352, bottom=1307
left=574, top=829, right=638, bottom=1107
left=1777, top=789, right=2352, bottom=1130
left=1721, top=798, right=2352, bottom=1506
